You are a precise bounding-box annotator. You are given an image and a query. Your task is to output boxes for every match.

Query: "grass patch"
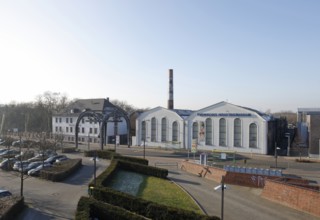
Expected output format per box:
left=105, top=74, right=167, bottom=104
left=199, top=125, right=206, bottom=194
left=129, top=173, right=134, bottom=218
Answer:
left=137, top=176, right=202, bottom=214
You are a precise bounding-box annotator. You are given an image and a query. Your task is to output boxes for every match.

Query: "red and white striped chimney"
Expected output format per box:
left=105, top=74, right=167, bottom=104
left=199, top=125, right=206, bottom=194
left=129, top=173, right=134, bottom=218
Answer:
left=168, top=69, right=174, bottom=110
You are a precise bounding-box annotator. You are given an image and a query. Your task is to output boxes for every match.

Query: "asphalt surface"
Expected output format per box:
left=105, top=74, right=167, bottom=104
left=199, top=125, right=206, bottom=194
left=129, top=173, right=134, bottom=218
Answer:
left=1, top=144, right=319, bottom=220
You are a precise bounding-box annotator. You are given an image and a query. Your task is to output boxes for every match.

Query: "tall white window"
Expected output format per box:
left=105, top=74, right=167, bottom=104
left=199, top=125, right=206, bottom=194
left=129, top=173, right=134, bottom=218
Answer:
left=249, top=123, right=258, bottom=148
left=141, top=121, right=146, bottom=141
left=172, top=121, right=178, bottom=142
left=234, top=118, right=242, bottom=147
left=192, top=122, right=198, bottom=140
left=219, top=118, right=226, bottom=146
left=161, top=118, right=167, bottom=142
left=205, top=118, right=212, bottom=145
left=151, top=117, right=156, bottom=142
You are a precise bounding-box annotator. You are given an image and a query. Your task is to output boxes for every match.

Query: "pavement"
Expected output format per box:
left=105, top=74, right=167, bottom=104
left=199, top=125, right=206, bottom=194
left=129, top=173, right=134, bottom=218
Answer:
left=8, top=143, right=318, bottom=220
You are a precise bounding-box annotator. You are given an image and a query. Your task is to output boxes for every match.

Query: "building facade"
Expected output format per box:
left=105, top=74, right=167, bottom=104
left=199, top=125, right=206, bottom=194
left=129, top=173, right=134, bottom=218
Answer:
left=136, top=102, right=277, bottom=155
left=52, top=98, right=129, bottom=145
left=297, top=108, right=320, bottom=157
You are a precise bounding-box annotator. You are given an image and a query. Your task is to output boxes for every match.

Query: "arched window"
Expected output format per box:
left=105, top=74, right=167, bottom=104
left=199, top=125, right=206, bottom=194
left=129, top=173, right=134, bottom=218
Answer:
left=234, top=118, right=241, bottom=147
left=151, top=117, right=156, bottom=142
left=141, top=121, right=146, bottom=141
left=249, top=123, right=257, bottom=148
left=219, top=118, right=226, bottom=146
left=172, top=121, right=178, bottom=142
left=205, top=118, right=213, bottom=145
left=192, top=122, right=198, bottom=140
left=161, top=118, right=167, bottom=142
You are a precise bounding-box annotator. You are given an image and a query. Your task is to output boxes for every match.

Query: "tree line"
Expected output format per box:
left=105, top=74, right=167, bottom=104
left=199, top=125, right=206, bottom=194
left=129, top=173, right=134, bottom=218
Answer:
left=0, top=91, right=142, bottom=135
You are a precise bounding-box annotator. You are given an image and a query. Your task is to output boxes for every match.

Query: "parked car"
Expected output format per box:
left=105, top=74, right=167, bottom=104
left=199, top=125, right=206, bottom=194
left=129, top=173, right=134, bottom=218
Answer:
left=13, top=161, right=30, bottom=171
left=0, top=149, right=19, bottom=158
left=0, top=189, right=12, bottom=198
left=28, top=163, right=52, bottom=176
left=15, top=150, right=35, bottom=160
left=0, top=158, right=17, bottom=170
left=20, top=161, right=43, bottom=174
left=12, top=140, right=23, bottom=147
left=55, top=156, right=69, bottom=163
left=44, top=155, right=67, bottom=164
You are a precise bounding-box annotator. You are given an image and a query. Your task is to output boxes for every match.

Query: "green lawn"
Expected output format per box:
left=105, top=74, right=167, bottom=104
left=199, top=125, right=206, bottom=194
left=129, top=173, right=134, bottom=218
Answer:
left=137, top=176, right=202, bottom=214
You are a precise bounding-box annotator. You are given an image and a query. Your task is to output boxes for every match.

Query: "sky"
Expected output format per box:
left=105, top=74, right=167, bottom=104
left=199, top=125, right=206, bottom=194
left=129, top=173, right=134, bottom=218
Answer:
left=0, top=0, right=319, bottom=113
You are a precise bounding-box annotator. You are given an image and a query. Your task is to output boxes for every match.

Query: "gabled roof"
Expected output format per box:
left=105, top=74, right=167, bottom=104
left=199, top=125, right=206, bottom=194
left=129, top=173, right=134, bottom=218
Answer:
left=55, top=98, right=117, bottom=115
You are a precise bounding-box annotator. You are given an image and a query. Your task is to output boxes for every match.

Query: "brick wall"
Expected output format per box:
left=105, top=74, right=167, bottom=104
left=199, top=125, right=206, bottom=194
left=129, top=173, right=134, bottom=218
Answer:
left=180, top=160, right=226, bottom=182
left=261, top=179, right=320, bottom=217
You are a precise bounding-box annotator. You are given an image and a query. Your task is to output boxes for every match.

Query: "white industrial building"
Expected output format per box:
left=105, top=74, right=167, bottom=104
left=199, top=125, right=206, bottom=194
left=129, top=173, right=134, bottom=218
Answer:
left=52, top=98, right=129, bottom=145
left=136, top=101, right=273, bottom=154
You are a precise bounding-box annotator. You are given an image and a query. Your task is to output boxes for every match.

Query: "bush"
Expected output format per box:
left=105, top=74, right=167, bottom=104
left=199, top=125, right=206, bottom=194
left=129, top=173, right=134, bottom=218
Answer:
left=40, top=159, right=82, bottom=181
left=91, top=187, right=218, bottom=220
left=113, top=155, right=148, bottom=165
left=84, top=150, right=116, bottom=160
left=75, top=196, right=147, bottom=220
left=61, top=147, right=77, bottom=153
left=118, top=160, right=168, bottom=179
left=1, top=196, right=25, bottom=220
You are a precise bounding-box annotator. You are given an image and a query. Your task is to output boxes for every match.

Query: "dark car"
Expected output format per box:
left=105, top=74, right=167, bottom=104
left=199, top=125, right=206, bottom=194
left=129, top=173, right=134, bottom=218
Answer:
left=28, top=163, right=52, bottom=176
left=44, top=155, right=67, bottom=164
left=0, top=189, right=12, bottom=198
left=20, top=161, right=43, bottom=173
left=13, top=161, right=29, bottom=171
left=0, top=158, right=17, bottom=170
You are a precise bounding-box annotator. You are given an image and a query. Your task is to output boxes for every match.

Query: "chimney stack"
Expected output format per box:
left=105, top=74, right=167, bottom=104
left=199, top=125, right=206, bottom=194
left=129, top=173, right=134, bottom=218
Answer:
left=168, top=69, right=174, bottom=110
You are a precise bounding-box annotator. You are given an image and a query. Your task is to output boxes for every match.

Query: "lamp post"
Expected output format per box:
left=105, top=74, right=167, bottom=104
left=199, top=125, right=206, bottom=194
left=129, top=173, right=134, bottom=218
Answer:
left=285, top=133, right=290, bottom=156
left=274, top=145, right=280, bottom=168
left=214, top=175, right=227, bottom=220
left=90, top=150, right=98, bottom=186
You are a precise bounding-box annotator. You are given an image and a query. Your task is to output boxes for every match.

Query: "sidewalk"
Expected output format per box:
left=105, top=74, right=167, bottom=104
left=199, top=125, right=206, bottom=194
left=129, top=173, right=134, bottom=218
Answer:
left=145, top=155, right=319, bottom=220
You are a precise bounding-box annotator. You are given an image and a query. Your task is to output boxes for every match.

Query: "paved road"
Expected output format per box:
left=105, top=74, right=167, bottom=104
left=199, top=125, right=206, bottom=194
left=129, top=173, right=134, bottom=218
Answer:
left=1, top=145, right=319, bottom=220
left=0, top=152, right=109, bottom=220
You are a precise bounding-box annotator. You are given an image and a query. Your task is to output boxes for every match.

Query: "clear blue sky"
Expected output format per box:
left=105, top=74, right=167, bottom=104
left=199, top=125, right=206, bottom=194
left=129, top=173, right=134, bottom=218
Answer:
left=1, top=0, right=319, bottom=112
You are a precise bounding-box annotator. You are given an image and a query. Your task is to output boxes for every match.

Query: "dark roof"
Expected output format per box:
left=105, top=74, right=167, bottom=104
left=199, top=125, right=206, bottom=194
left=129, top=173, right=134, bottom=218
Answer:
left=54, top=98, right=116, bottom=116
left=172, top=109, right=194, bottom=118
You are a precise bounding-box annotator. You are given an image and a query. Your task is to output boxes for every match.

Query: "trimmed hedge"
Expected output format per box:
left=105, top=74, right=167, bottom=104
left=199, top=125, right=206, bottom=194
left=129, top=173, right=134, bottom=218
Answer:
left=118, top=160, right=168, bottom=179
left=61, top=147, right=77, bottom=153
left=91, top=187, right=218, bottom=220
left=84, top=150, right=116, bottom=160
left=40, top=159, right=82, bottom=182
left=113, top=155, right=148, bottom=165
left=1, top=197, right=25, bottom=220
left=75, top=196, right=148, bottom=220
left=91, top=159, right=167, bottom=188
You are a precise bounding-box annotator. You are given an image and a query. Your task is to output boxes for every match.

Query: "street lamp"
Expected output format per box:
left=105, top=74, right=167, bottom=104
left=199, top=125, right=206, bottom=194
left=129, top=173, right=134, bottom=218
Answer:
left=274, top=146, right=281, bottom=168
left=90, top=151, right=99, bottom=186
left=214, top=176, right=228, bottom=220
left=285, top=133, right=290, bottom=156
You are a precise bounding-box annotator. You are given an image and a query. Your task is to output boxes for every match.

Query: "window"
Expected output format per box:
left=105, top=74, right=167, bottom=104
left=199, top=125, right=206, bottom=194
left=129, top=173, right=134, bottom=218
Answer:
left=55, top=127, right=58, bottom=132
left=94, top=128, right=98, bottom=134
left=55, top=118, right=58, bottom=123
left=70, top=127, right=73, bottom=133
left=59, top=118, right=62, bottom=123
left=89, top=128, right=93, bottom=134
left=82, top=127, right=85, bottom=133
left=234, top=118, right=242, bottom=147
left=59, top=127, right=62, bottom=132
left=172, top=121, right=178, bottom=142
left=66, top=118, right=69, bottom=123
left=70, top=118, right=73, bottom=123
left=151, top=118, right=156, bottom=142
left=82, top=119, right=85, bottom=124
left=161, top=118, right=167, bottom=142
left=66, top=127, right=69, bottom=133
left=219, top=118, right=226, bottom=146
left=141, top=121, right=146, bottom=141
left=249, top=123, right=258, bottom=148
left=192, top=122, right=198, bottom=140
left=205, top=118, right=213, bottom=145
